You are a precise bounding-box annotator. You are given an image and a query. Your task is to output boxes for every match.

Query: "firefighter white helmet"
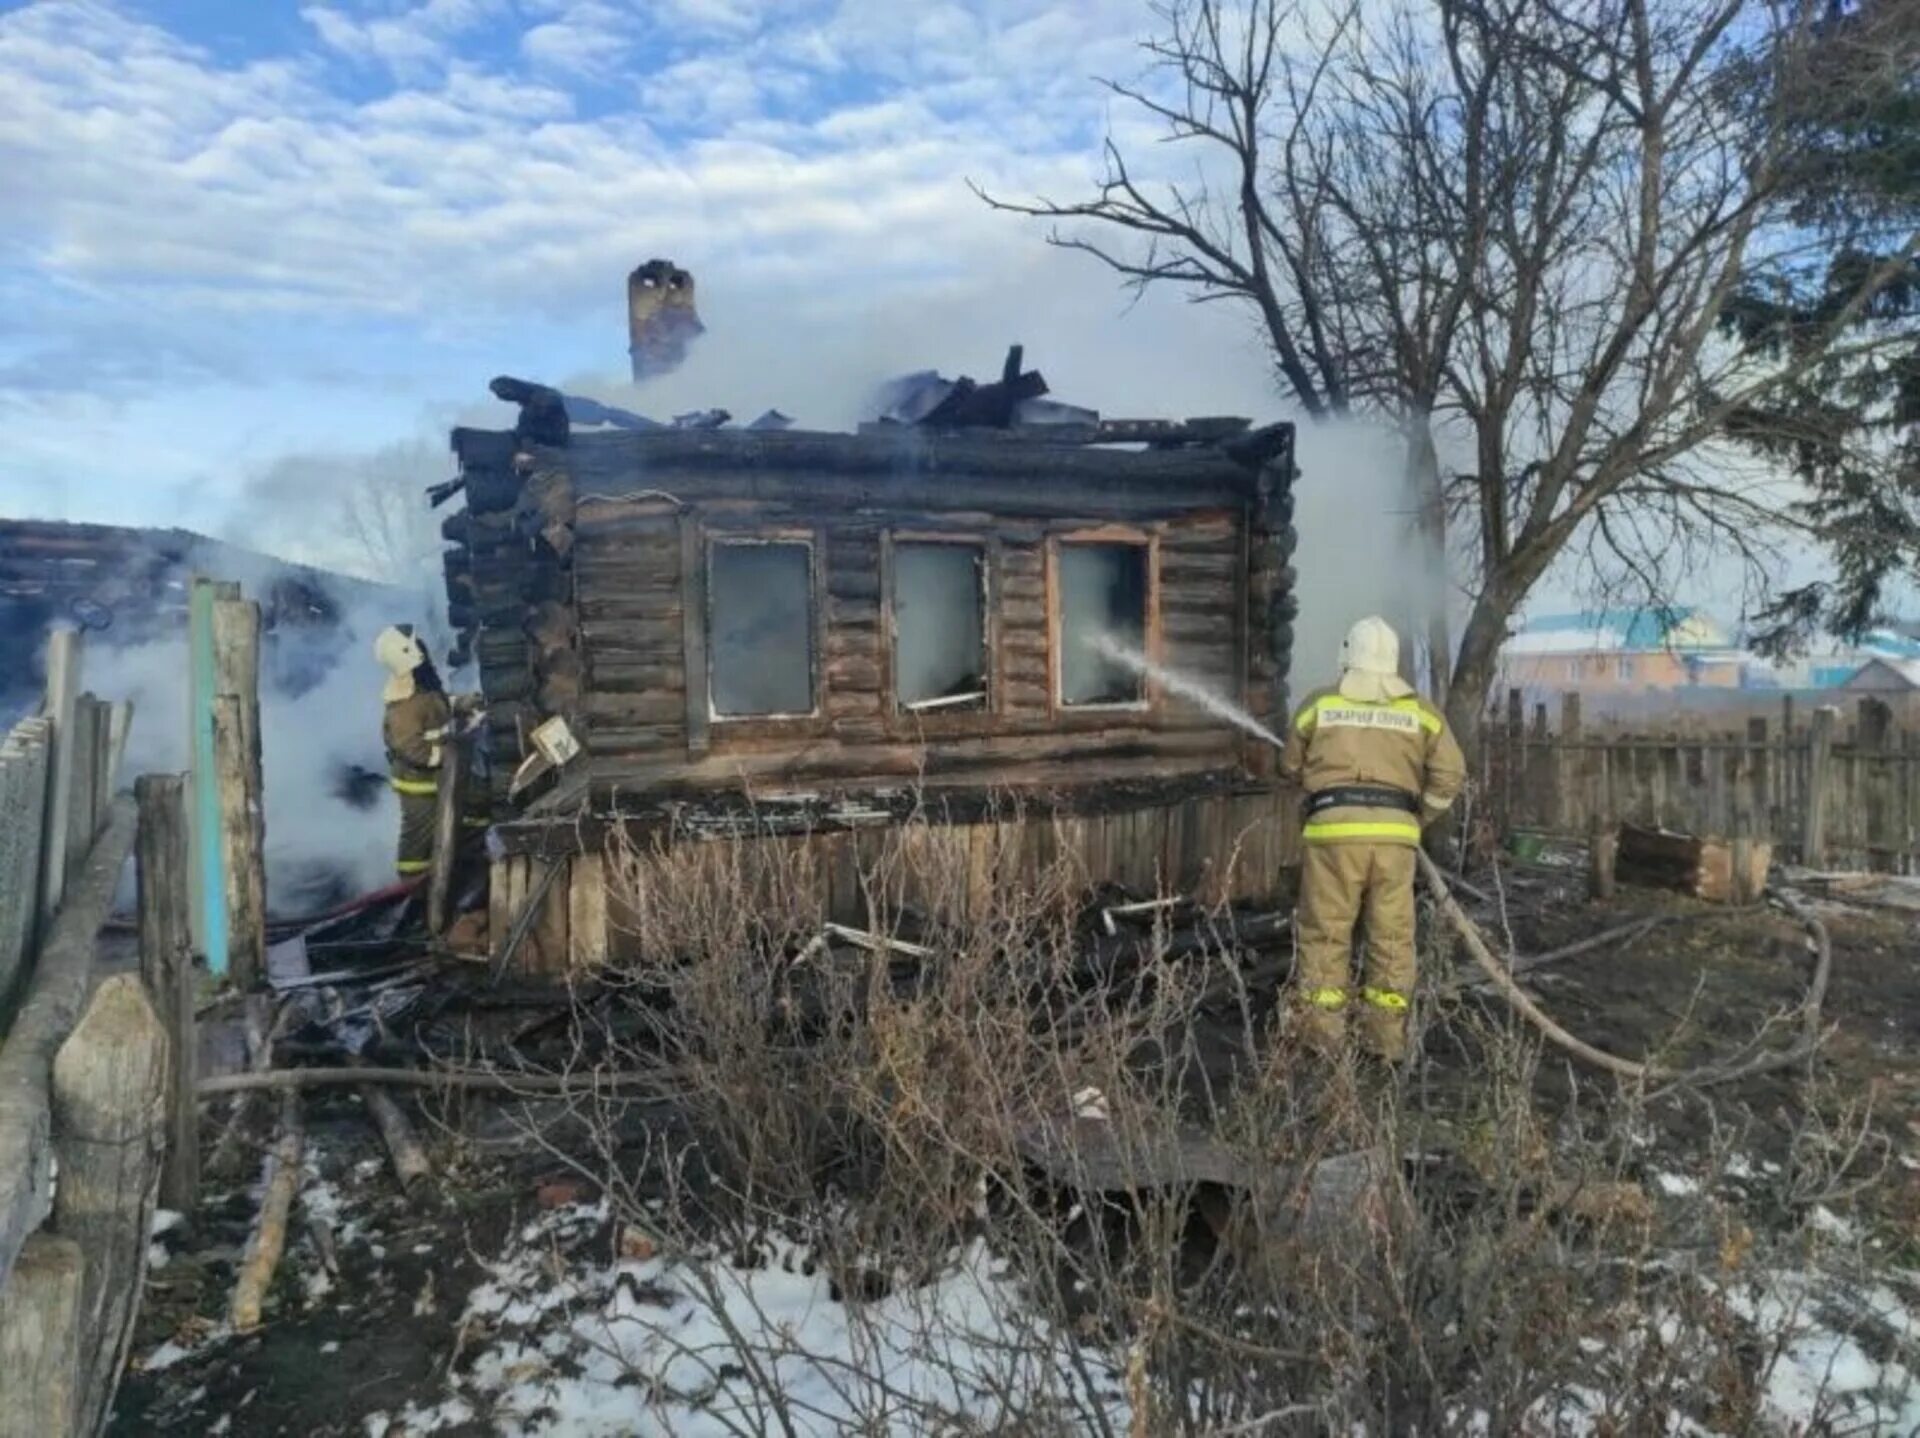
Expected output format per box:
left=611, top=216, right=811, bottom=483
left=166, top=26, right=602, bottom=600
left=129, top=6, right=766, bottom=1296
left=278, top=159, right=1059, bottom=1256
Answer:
left=375, top=625, right=426, bottom=677
left=375, top=625, right=427, bottom=703
left=1337, top=615, right=1414, bottom=702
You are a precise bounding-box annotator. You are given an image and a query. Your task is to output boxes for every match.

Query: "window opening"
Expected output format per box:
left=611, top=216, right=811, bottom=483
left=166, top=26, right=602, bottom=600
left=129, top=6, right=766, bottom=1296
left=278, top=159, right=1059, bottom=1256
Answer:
left=893, top=542, right=987, bottom=712
left=1058, top=541, right=1149, bottom=706
left=709, top=539, right=815, bottom=717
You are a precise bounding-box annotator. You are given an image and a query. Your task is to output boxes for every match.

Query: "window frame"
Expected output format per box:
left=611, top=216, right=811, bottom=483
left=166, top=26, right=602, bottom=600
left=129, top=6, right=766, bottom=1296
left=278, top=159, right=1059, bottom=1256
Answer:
left=1046, top=525, right=1161, bottom=716
left=880, top=532, right=999, bottom=737
left=703, top=528, right=827, bottom=727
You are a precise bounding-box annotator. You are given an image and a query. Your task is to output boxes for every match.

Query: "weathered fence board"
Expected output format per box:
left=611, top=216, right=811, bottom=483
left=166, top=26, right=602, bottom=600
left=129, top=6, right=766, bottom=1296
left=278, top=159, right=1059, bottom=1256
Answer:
left=136, top=776, right=197, bottom=1214
left=0, top=623, right=157, bottom=1437
left=52, top=975, right=169, bottom=1438
left=0, top=1233, right=83, bottom=1438
left=0, top=798, right=138, bottom=1295
left=0, top=719, right=52, bottom=1023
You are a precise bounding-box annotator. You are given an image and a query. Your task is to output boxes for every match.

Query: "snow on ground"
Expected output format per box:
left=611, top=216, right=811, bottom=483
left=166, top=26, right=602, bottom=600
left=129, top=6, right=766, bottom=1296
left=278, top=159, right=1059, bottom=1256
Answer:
left=365, top=1202, right=1130, bottom=1438
left=1724, top=1271, right=1920, bottom=1434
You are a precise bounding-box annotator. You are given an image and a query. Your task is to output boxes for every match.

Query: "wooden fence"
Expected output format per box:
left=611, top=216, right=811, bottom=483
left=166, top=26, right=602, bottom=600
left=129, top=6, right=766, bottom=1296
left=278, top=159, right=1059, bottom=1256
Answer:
left=0, top=626, right=174, bottom=1438
left=1486, top=690, right=1920, bottom=873
left=0, top=630, right=132, bottom=1028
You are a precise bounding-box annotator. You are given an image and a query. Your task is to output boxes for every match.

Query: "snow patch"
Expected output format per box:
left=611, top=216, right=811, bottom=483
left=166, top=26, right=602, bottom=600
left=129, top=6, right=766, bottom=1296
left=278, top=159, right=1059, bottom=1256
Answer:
left=362, top=1222, right=1130, bottom=1437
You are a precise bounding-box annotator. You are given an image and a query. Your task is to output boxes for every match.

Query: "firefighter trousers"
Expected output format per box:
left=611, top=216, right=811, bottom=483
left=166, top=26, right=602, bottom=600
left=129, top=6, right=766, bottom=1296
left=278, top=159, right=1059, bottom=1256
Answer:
left=396, top=791, right=438, bottom=878
left=1294, top=842, right=1417, bottom=1061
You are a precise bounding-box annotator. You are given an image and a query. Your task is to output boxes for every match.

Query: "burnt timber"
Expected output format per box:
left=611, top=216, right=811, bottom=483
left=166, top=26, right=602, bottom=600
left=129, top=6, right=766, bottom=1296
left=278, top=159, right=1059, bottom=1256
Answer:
left=443, top=406, right=1301, bottom=967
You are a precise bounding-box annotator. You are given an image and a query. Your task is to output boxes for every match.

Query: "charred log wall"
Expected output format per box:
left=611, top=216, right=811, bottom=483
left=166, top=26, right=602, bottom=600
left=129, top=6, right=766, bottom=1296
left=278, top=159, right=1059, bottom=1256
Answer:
left=445, top=425, right=1297, bottom=805
left=445, top=429, right=580, bottom=802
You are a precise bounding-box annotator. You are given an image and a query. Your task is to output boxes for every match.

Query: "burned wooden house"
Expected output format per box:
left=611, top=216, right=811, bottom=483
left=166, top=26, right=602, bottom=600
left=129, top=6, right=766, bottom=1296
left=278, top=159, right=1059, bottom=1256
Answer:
left=442, top=371, right=1300, bottom=968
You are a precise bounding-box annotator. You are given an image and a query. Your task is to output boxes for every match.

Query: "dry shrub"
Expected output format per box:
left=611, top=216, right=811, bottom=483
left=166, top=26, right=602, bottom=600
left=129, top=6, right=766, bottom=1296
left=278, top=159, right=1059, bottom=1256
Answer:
left=530, top=803, right=1903, bottom=1436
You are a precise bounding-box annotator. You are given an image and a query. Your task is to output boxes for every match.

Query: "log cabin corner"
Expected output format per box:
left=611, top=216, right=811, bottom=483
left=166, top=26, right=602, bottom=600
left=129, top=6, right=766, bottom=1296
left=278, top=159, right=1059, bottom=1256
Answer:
left=440, top=376, right=1302, bottom=972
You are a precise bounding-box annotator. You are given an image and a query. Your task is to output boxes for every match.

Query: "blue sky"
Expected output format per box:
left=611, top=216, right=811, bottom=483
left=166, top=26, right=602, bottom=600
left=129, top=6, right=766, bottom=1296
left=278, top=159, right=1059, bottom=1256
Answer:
left=0, top=0, right=1301, bottom=573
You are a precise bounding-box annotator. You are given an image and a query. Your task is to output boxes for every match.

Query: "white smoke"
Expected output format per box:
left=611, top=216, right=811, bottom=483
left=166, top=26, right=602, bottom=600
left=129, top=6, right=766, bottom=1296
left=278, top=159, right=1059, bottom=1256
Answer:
left=75, top=457, right=451, bottom=915
left=1288, top=418, right=1453, bottom=699
left=90, top=593, right=404, bottom=912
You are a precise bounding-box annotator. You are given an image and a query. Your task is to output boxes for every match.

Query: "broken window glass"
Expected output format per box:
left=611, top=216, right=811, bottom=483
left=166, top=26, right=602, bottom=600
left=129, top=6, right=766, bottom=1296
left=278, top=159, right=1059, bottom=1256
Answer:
left=893, top=542, right=986, bottom=711
left=1058, top=542, right=1149, bottom=706
left=709, top=540, right=815, bottom=717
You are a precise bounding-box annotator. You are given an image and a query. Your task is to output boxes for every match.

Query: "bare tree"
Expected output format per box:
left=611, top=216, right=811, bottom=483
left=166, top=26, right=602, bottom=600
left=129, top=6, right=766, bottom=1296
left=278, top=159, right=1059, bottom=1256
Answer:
left=983, top=0, right=1920, bottom=755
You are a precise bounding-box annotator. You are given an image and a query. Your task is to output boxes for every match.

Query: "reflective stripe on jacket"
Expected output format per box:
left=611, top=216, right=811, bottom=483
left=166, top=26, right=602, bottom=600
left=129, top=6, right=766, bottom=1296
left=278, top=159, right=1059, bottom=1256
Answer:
left=1280, top=687, right=1466, bottom=845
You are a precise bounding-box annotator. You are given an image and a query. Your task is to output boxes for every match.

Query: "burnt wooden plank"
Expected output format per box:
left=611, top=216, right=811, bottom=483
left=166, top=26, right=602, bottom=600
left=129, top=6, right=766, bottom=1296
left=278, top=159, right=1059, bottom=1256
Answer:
left=679, top=514, right=709, bottom=756
left=588, top=659, right=687, bottom=693
left=580, top=617, right=687, bottom=654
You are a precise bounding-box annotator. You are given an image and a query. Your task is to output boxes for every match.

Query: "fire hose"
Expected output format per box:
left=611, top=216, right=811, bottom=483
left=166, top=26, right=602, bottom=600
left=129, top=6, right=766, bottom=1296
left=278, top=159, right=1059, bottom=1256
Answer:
left=1416, top=848, right=1833, bottom=1088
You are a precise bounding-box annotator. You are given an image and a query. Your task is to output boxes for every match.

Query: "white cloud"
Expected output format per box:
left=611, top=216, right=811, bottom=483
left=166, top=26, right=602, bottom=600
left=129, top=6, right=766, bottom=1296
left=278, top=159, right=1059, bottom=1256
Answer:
left=0, top=0, right=1175, bottom=332
left=0, top=0, right=1308, bottom=533
left=301, top=0, right=505, bottom=77
left=519, top=1, right=637, bottom=80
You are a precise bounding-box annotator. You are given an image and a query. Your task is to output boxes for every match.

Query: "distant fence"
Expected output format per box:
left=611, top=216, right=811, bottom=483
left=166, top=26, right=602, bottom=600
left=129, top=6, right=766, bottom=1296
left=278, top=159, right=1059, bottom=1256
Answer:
left=1486, top=690, right=1920, bottom=873
left=1499, top=683, right=1920, bottom=732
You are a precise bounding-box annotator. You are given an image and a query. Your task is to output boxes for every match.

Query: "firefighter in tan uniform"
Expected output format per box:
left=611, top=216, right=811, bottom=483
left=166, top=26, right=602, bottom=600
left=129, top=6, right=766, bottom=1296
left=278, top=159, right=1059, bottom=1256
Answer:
left=376, top=626, right=452, bottom=880
left=1280, top=617, right=1466, bottom=1061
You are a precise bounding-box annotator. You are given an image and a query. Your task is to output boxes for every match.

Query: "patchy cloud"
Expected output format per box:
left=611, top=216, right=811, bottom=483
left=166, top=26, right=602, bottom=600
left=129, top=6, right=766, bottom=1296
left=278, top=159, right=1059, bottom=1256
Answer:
left=0, top=0, right=1290, bottom=542
left=300, top=0, right=506, bottom=77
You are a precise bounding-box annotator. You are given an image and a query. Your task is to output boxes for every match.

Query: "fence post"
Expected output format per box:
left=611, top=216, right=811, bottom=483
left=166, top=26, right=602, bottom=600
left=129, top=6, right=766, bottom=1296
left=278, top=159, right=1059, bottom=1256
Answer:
left=37, top=627, right=81, bottom=936
left=1747, top=717, right=1772, bottom=847
left=52, top=974, right=168, bottom=1438
left=211, top=598, right=264, bottom=989
left=212, top=698, right=264, bottom=993
left=1503, top=688, right=1523, bottom=836
left=1859, top=697, right=1891, bottom=751
left=187, top=579, right=230, bottom=978
left=0, top=721, right=51, bottom=1022
left=427, top=736, right=468, bottom=937
left=1588, top=816, right=1617, bottom=901
left=1559, top=692, right=1583, bottom=833
left=137, top=775, right=197, bottom=1214
left=0, top=1232, right=84, bottom=1438
left=63, top=697, right=103, bottom=885
left=1527, top=702, right=1550, bottom=832
left=1806, top=706, right=1836, bottom=870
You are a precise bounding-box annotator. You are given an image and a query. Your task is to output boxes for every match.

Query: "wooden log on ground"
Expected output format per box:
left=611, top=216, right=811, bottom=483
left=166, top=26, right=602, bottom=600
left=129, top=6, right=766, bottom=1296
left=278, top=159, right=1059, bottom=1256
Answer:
left=1616, top=824, right=1771, bottom=904
left=354, top=1063, right=431, bottom=1198
left=136, top=776, right=198, bottom=1213
left=0, top=797, right=137, bottom=1296
left=229, top=1089, right=303, bottom=1333
left=52, top=974, right=168, bottom=1438
left=0, top=1233, right=84, bottom=1438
